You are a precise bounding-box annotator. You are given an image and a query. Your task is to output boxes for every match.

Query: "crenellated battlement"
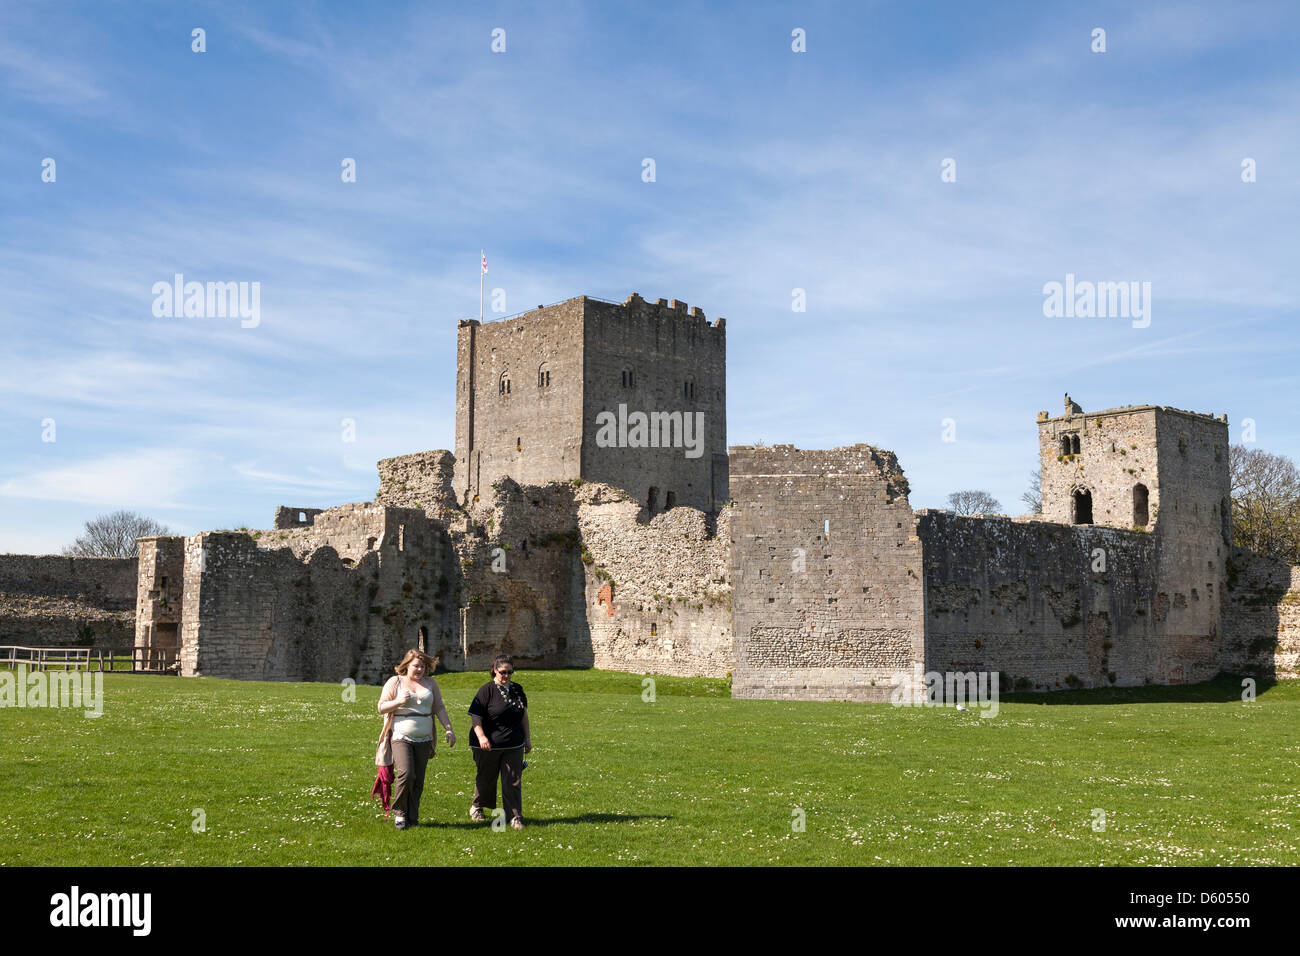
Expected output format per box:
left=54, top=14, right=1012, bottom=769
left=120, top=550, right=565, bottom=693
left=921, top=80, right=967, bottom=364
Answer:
left=617, top=292, right=727, bottom=331
left=1039, top=401, right=1228, bottom=426
left=458, top=293, right=726, bottom=333
left=455, top=289, right=728, bottom=512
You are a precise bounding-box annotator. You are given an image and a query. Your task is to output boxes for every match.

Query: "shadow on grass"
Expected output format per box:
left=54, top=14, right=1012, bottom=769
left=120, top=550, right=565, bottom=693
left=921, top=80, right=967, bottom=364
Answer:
left=411, top=812, right=671, bottom=830
left=1002, top=673, right=1275, bottom=705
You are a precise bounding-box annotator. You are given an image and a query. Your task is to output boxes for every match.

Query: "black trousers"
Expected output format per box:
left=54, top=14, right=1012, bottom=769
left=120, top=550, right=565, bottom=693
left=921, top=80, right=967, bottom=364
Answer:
left=471, top=746, right=524, bottom=821
left=391, top=739, right=433, bottom=822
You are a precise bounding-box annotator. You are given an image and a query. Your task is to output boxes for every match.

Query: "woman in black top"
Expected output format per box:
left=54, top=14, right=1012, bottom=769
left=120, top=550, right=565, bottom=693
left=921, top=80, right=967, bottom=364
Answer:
left=468, top=653, right=531, bottom=829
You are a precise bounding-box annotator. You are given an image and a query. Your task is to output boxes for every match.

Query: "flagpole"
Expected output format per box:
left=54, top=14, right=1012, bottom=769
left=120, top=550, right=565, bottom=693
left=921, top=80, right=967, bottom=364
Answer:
left=479, top=249, right=484, bottom=322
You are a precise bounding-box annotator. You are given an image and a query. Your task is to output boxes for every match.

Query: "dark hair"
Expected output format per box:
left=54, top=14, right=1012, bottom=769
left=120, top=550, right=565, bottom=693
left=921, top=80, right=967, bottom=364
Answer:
left=490, top=653, right=513, bottom=675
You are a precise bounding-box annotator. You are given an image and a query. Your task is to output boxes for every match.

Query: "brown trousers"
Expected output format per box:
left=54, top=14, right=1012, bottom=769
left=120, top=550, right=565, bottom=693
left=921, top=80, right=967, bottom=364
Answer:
left=391, top=738, right=433, bottom=822
left=471, top=746, right=524, bottom=821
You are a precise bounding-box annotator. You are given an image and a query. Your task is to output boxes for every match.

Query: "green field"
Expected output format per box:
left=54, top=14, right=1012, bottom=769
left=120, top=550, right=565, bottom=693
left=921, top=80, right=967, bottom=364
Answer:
left=1, top=669, right=1297, bottom=866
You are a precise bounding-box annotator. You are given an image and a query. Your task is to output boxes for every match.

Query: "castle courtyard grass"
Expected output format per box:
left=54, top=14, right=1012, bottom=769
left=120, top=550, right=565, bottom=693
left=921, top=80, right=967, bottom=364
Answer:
left=2, top=669, right=1297, bottom=866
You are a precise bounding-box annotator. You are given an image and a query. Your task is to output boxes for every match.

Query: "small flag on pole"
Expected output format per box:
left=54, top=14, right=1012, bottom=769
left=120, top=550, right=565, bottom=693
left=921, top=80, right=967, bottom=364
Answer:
left=481, top=253, right=488, bottom=274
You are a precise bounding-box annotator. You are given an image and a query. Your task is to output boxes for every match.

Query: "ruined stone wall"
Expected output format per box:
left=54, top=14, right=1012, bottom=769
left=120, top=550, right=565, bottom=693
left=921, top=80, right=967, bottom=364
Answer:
left=0, top=554, right=136, bottom=647
left=168, top=452, right=735, bottom=684
left=376, top=450, right=458, bottom=521
left=919, top=512, right=1159, bottom=690
left=729, top=444, right=924, bottom=701
left=1221, top=548, right=1300, bottom=679
left=134, top=536, right=185, bottom=664
left=273, top=507, right=324, bottom=529
left=575, top=482, right=732, bottom=677
left=0, top=554, right=137, bottom=604
left=581, top=295, right=727, bottom=513
left=453, top=300, right=585, bottom=504
left=456, top=478, right=587, bottom=671
left=180, top=505, right=459, bottom=683
left=454, top=476, right=733, bottom=677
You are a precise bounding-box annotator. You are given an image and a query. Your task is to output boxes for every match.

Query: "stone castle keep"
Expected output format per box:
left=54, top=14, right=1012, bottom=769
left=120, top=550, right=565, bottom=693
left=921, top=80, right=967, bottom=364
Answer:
left=6, top=292, right=1293, bottom=698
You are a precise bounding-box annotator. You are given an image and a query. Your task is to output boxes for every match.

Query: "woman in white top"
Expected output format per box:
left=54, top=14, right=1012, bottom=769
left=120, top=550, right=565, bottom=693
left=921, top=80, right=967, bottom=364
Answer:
left=378, top=649, right=455, bottom=829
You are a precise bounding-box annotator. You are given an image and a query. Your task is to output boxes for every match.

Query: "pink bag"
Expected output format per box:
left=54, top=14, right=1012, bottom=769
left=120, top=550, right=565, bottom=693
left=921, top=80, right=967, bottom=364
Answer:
left=371, top=714, right=394, bottom=815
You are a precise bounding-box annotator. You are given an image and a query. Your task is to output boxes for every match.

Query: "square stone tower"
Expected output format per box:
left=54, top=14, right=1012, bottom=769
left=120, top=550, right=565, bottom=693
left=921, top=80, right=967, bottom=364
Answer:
left=454, top=293, right=728, bottom=511
left=1037, top=395, right=1232, bottom=684
left=1036, top=394, right=1230, bottom=538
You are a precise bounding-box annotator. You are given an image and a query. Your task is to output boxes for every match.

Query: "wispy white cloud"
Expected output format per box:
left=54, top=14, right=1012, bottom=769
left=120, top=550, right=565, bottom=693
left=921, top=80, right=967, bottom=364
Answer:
left=0, top=449, right=198, bottom=509
left=0, top=0, right=1296, bottom=540
left=0, top=37, right=105, bottom=106
left=231, top=463, right=365, bottom=496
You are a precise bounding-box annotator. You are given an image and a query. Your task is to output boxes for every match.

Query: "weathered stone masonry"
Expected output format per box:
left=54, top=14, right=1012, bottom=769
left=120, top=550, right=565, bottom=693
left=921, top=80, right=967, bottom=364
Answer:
left=106, top=292, right=1296, bottom=694
left=455, top=294, right=726, bottom=513
left=0, top=554, right=136, bottom=648
left=918, top=512, right=1160, bottom=690
left=727, top=397, right=1292, bottom=698
left=729, top=444, right=924, bottom=701
left=133, top=293, right=734, bottom=682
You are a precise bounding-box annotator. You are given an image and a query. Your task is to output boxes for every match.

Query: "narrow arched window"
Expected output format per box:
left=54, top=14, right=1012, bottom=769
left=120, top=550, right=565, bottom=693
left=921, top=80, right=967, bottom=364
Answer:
left=537, top=362, right=551, bottom=388
left=1060, top=436, right=1071, bottom=455
left=1073, top=488, right=1093, bottom=525
left=621, top=368, right=634, bottom=388
left=1133, top=484, right=1149, bottom=528
left=499, top=371, right=511, bottom=396
left=1071, top=435, right=1081, bottom=455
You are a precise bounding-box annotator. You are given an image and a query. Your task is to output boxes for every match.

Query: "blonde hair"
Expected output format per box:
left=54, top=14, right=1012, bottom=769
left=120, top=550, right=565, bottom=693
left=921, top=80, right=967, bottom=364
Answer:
left=394, top=648, right=437, bottom=676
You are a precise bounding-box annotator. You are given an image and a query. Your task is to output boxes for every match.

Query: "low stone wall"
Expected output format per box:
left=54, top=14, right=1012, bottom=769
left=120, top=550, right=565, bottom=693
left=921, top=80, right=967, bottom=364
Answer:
left=0, top=554, right=137, bottom=605
left=0, top=554, right=137, bottom=647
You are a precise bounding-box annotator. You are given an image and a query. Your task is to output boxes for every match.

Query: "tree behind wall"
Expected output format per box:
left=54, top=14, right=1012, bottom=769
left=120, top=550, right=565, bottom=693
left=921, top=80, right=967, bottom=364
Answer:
left=946, top=490, right=1003, bottom=516
left=62, top=510, right=170, bottom=559
left=1229, top=444, right=1300, bottom=564
left=1020, top=468, right=1043, bottom=515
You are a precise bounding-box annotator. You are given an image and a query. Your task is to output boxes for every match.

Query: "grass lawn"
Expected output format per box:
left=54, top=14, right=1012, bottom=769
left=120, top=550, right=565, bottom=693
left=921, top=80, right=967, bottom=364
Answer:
left=1, top=669, right=1297, bottom=866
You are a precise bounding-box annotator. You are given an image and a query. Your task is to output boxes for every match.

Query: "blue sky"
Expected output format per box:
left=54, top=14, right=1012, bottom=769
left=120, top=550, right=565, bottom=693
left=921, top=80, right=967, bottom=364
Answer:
left=1, top=0, right=1296, bottom=553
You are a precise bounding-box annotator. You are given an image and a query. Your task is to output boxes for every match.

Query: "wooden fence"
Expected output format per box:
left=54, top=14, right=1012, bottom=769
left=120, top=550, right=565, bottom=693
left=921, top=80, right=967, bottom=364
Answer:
left=0, top=645, right=179, bottom=674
